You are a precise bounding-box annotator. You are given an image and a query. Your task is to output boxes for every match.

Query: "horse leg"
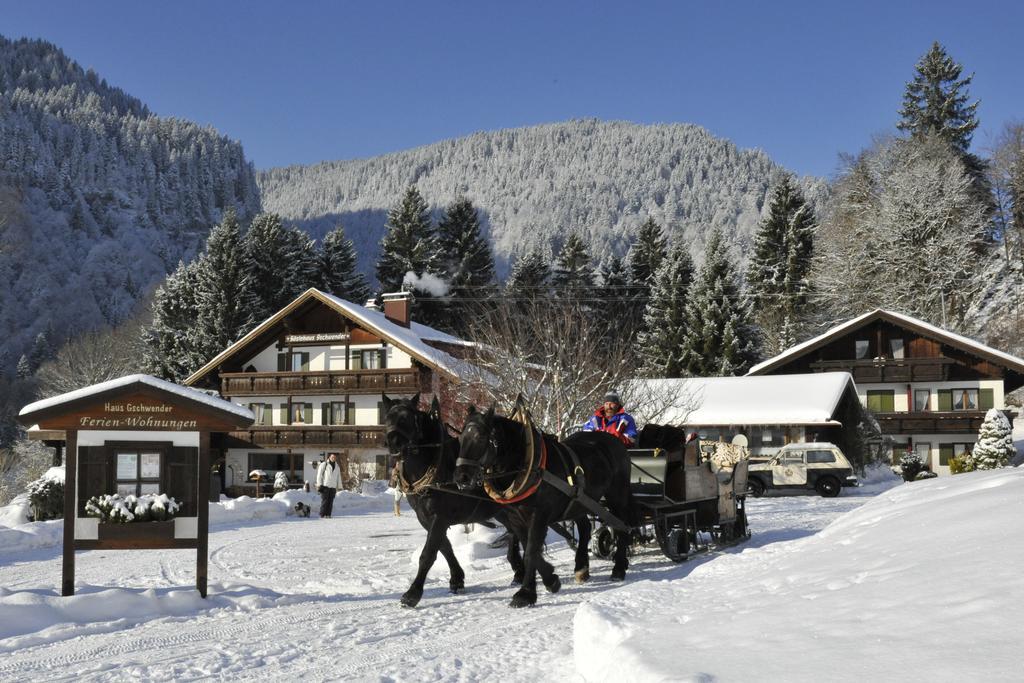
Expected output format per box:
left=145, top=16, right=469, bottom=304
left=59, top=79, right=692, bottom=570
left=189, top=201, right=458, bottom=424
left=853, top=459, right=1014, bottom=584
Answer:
left=437, top=534, right=466, bottom=593
left=574, top=516, right=592, bottom=584
left=401, top=517, right=448, bottom=608
left=607, top=495, right=630, bottom=581
left=507, top=532, right=525, bottom=586
left=510, top=513, right=548, bottom=608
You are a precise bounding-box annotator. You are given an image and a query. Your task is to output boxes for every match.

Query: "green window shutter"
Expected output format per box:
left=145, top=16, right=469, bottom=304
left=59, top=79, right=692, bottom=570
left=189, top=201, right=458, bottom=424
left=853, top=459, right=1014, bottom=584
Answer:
left=867, top=392, right=880, bottom=413
left=277, top=353, right=287, bottom=371
left=280, top=404, right=288, bottom=424
left=939, top=444, right=954, bottom=466
left=881, top=391, right=894, bottom=413
left=379, top=349, right=387, bottom=369
left=322, top=403, right=330, bottom=425
left=78, top=446, right=111, bottom=514
left=263, top=404, right=272, bottom=425
left=937, top=390, right=952, bottom=411
left=347, top=402, right=356, bottom=425
left=304, top=404, right=313, bottom=424
left=301, top=353, right=310, bottom=371
left=350, top=352, right=362, bottom=370
left=979, top=388, right=994, bottom=411
left=165, top=447, right=199, bottom=517
left=377, top=401, right=385, bottom=425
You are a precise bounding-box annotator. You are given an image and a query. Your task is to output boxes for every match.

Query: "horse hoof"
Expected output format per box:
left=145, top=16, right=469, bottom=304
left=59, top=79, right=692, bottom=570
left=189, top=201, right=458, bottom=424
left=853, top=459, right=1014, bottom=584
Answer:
left=509, top=590, right=536, bottom=608
left=449, top=583, right=464, bottom=594
left=510, top=578, right=523, bottom=587
left=544, top=574, right=562, bottom=594
left=574, top=569, right=590, bottom=584
left=610, top=571, right=626, bottom=582
left=400, top=590, right=423, bottom=608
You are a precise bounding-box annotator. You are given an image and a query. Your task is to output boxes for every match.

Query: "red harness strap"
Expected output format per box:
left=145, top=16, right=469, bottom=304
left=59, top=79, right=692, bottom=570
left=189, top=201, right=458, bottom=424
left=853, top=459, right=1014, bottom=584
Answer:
left=488, top=438, right=548, bottom=504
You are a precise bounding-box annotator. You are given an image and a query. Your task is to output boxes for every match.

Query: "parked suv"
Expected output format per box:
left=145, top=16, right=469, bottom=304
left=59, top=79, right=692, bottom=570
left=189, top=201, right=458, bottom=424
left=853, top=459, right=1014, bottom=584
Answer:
left=747, top=443, right=857, bottom=498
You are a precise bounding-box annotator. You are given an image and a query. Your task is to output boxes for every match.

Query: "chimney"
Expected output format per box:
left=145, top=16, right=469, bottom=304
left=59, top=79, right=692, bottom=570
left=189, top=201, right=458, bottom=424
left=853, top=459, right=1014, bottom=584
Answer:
left=382, top=291, right=412, bottom=328
left=364, top=298, right=381, bottom=312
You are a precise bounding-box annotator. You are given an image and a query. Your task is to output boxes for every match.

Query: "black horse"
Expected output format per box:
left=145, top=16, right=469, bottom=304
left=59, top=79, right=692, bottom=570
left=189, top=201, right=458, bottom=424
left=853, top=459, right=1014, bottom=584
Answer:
left=454, top=404, right=634, bottom=608
left=383, top=393, right=526, bottom=608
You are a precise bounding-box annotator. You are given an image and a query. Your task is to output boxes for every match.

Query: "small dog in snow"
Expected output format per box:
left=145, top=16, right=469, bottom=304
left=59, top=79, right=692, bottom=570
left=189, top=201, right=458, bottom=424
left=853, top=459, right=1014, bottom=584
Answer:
left=294, top=501, right=311, bottom=518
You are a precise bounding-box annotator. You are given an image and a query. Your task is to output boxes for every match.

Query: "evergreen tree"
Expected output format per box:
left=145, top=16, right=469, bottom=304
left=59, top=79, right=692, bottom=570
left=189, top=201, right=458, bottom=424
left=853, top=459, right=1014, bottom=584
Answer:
left=318, top=223, right=371, bottom=304
left=377, top=186, right=439, bottom=292
left=679, top=228, right=760, bottom=376
left=746, top=175, right=816, bottom=355
left=637, top=245, right=694, bottom=377
left=26, top=328, right=55, bottom=373
left=626, top=218, right=669, bottom=332
left=142, top=260, right=204, bottom=381
left=505, top=247, right=552, bottom=303
left=193, top=210, right=256, bottom=362
left=971, top=408, right=1014, bottom=470
left=376, top=186, right=443, bottom=326
left=552, top=232, right=594, bottom=302
left=243, top=213, right=292, bottom=321
left=16, top=355, right=33, bottom=380
left=594, top=255, right=630, bottom=341
left=898, top=42, right=980, bottom=152
left=281, top=226, right=320, bottom=297
left=437, top=197, right=495, bottom=330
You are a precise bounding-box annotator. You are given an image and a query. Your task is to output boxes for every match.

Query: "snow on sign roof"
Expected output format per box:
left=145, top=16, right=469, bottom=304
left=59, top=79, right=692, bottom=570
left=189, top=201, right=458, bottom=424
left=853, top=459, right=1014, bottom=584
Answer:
left=748, top=308, right=1024, bottom=376
left=19, top=374, right=255, bottom=422
left=626, top=373, right=855, bottom=426
left=185, top=288, right=476, bottom=387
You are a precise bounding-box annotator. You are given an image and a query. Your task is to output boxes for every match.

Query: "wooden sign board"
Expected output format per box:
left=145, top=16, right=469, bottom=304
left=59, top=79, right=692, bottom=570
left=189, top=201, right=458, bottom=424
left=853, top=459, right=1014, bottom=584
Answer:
left=18, top=375, right=254, bottom=599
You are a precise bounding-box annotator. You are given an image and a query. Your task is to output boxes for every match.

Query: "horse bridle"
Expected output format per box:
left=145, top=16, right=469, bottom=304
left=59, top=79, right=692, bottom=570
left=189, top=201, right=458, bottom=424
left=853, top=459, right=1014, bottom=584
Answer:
left=455, top=418, right=501, bottom=475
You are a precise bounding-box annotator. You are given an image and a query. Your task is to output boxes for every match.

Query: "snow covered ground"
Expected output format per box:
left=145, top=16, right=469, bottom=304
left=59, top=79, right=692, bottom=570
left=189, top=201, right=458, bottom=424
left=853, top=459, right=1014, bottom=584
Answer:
left=0, top=466, right=1020, bottom=681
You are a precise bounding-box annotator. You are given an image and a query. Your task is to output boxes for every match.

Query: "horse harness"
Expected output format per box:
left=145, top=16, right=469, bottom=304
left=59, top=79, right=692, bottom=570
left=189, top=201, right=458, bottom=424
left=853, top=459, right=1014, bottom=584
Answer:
left=392, top=412, right=450, bottom=495
left=466, top=414, right=629, bottom=533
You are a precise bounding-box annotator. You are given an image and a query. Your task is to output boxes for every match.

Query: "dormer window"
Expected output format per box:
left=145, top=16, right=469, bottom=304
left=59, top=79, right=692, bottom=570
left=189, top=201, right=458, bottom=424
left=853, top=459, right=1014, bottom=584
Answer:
left=855, top=340, right=869, bottom=359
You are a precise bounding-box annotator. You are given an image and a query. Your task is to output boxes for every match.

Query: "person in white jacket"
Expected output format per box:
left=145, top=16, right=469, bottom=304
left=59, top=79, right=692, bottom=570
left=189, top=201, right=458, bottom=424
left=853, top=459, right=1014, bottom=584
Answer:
left=316, top=453, right=343, bottom=518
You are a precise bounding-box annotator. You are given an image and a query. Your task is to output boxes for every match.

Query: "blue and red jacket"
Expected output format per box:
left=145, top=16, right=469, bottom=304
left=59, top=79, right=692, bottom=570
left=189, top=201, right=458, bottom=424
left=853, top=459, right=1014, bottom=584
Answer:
left=583, top=407, right=637, bottom=446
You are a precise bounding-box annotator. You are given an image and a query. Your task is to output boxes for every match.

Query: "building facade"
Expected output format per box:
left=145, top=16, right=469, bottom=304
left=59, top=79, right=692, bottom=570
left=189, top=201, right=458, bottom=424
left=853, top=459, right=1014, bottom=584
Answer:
left=747, top=309, right=1024, bottom=475
left=185, top=289, right=476, bottom=495
left=628, top=373, right=863, bottom=459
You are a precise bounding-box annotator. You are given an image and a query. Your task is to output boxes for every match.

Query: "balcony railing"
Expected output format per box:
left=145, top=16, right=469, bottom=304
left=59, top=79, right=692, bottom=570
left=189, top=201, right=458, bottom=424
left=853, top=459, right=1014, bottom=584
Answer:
left=874, top=410, right=1006, bottom=434
left=227, top=425, right=386, bottom=448
left=809, top=358, right=954, bottom=383
left=221, top=369, right=419, bottom=396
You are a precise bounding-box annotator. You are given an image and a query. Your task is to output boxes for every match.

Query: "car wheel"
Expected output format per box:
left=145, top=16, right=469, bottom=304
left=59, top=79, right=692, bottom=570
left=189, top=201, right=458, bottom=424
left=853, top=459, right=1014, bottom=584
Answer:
left=748, top=478, right=766, bottom=497
left=815, top=476, right=840, bottom=498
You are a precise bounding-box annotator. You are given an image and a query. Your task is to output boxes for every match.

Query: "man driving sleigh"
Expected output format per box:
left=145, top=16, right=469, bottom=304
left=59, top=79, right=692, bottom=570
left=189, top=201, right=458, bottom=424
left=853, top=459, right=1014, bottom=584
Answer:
left=582, top=390, right=637, bottom=447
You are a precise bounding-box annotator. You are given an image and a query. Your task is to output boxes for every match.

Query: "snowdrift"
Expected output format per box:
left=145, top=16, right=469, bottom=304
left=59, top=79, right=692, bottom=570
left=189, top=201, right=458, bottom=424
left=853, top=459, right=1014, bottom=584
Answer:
left=574, top=467, right=1024, bottom=682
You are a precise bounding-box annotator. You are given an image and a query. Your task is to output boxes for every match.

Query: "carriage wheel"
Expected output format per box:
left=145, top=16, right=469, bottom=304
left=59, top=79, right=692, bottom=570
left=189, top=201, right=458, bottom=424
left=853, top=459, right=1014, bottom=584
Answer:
left=655, top=517, right=689, bottom=562
left=590, top=525, right=616, bottom=560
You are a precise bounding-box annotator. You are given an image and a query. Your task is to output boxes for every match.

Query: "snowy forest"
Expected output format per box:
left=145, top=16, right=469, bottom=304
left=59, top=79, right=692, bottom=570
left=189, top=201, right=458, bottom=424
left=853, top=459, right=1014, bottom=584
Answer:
left=3, top=38, right=1024, bottom=495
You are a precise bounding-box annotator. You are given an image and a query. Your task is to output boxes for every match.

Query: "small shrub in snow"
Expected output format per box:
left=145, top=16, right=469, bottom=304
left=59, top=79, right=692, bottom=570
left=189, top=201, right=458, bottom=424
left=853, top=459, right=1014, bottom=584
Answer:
left=274, top=471, right=289, bottom=492
left=949, top=453, right=976, bottom=475
left=914, top=470, right=938, bottom=480
left=27, top=476, right=64, bottom=521
left=972, top=409, right=1015, bottom=470
left=899, top=452, right=925, bottom=482
left=84, top=493, right=181, bottom=524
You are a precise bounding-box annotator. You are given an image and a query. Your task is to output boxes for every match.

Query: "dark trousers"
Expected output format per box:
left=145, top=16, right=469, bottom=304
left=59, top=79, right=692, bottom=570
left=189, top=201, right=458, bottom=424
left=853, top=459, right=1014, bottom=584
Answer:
left=320, top=487, right=337, bottom=518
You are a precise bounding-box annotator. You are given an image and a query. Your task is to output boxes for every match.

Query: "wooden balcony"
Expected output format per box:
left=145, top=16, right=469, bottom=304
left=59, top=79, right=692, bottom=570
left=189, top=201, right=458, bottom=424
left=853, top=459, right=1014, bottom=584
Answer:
left=220, top=369, right=419, bottom=397
left=227, top=425, right=386, bottom=449
left=874, top=410, right=1005, bottom=434
left=810, top=358, right=954, bottom=383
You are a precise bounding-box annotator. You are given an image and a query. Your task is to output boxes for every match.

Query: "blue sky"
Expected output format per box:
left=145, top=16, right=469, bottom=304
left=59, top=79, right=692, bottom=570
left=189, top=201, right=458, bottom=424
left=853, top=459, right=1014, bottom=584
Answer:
left=6, top=1, right=1022, bottom=178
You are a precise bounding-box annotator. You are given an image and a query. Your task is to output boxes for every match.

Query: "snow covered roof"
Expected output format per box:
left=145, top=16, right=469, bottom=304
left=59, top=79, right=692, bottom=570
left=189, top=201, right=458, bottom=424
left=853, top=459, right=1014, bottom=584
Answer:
left=185, top=288, right=477, bottom=387
left=748, top=308, right=1024, bottom=376
left=626, top=372, right=857, bottom=426
left=19, top=374, right=255, bottom=423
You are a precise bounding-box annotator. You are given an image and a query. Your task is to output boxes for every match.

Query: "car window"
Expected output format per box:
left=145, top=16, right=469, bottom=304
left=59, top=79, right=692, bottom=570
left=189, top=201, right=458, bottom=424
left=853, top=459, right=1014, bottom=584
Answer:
left=806, top=450, right=837, bottom=464
left=779, top=452, right=804, bottom=465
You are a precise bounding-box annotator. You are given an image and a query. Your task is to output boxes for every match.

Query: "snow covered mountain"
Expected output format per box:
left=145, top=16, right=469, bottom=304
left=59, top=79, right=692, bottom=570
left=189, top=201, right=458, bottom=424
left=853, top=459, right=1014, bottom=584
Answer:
left=258, top=119, right=827, bottom=277
left=0, top=36, right=261, bottom=371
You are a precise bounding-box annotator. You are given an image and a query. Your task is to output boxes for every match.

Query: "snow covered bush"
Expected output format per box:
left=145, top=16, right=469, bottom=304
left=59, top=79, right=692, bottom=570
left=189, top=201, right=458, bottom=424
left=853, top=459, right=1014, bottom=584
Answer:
left=899, top=452, right=926, bottom=482
left=948, top=453, right=976, bottom=475
left=27, top=476, right=64, bottom=521
left=274, top=471, right=289, bottom=493
left=914, top=470, right=938, bottom=480
left=0, top=439, right=52, bottom=506
left=84, top=493, right=180, bottom=524
left=972, top=409, right=1015, bottom=470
